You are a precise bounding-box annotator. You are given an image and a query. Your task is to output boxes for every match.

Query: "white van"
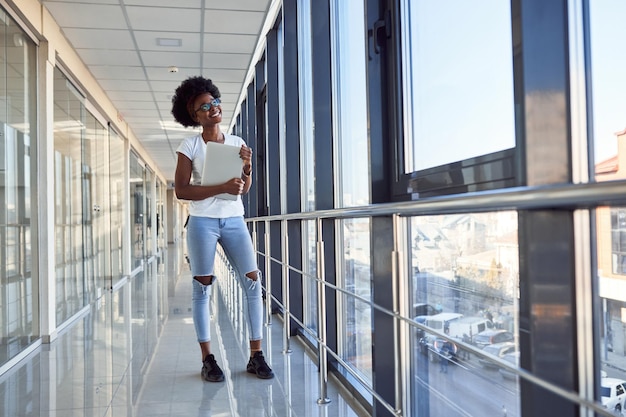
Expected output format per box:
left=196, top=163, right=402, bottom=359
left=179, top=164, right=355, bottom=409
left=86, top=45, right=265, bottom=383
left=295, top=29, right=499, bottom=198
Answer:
left=447, top=316, right=494, bottom=342
left=424, top=313, right=463, bottom=332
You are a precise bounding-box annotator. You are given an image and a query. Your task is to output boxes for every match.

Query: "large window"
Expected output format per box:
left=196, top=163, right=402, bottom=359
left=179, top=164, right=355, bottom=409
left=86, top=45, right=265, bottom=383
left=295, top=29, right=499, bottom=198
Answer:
left=400, top=0, right=516, bottom=195
left=332, top=0, right=370, bottom=207
left=589, top=0, right=626, bottom=403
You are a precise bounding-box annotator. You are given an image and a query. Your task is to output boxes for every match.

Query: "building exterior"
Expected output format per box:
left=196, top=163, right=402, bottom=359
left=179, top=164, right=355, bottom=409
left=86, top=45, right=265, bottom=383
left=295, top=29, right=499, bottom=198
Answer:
left=596, top=130, right=626, bottom=359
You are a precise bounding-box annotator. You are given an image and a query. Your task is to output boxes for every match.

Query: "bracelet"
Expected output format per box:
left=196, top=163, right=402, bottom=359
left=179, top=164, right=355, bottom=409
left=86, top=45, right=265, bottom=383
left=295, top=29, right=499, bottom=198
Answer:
left=242, top=170, right=252, bottom=177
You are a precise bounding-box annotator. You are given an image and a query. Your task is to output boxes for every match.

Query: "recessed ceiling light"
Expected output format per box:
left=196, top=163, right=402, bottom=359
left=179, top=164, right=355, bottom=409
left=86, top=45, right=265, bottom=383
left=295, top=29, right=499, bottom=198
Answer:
left=157, top=38, right=182, bottom=47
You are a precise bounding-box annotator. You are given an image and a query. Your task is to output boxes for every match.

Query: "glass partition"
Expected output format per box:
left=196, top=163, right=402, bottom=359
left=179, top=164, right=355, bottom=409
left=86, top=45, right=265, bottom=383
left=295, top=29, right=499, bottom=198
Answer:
left=82, top=110, right=109, bottom=301
left=53, top=67, right=86, bottom=324
left=0, top=7, right=38, bottom=366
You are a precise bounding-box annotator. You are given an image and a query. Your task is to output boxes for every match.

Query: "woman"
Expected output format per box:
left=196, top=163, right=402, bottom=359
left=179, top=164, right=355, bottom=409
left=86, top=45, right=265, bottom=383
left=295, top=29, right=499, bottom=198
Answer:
left=171, top=76, right=273, bottom=382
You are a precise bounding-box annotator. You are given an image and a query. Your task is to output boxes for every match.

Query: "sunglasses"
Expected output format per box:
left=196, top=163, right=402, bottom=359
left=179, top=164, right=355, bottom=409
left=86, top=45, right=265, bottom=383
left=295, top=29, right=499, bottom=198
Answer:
left=194, top=98, right=221, bottom=113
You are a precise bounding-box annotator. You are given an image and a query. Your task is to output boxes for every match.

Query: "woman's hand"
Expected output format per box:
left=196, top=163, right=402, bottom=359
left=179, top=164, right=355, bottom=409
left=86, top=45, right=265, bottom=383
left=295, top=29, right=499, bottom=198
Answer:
left=240, top=145, right=252, bottom=176
left=224, top=178, right=245, bottom=196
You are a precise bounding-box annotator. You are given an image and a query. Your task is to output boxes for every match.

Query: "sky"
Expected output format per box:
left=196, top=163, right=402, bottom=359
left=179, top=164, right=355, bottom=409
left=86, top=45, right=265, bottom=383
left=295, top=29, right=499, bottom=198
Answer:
left=589, top=0, right=626, bottom=164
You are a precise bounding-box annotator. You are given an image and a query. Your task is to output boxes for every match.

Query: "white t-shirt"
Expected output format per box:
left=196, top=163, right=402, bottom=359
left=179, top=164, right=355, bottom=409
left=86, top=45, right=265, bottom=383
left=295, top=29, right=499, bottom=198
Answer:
left=176, top=133, right=246, bottom=218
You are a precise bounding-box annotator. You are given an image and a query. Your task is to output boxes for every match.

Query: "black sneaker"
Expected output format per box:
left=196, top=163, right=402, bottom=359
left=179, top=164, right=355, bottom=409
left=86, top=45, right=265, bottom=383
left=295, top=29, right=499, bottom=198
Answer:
left=201, top=354, right=225, bottom=382
left=246, top=351, right=274, bottom=379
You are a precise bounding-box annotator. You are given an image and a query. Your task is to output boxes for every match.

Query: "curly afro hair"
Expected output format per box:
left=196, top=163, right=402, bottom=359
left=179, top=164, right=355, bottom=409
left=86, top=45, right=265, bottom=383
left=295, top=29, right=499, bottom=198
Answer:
left=171, top=76, right=221, bottom=127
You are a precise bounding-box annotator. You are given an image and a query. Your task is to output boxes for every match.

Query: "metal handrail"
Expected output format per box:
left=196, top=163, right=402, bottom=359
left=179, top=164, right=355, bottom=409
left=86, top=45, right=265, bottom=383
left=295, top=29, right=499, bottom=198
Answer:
left=248, top=180, right=626, bottom=222
left=240, top=180, right=626, bottom=416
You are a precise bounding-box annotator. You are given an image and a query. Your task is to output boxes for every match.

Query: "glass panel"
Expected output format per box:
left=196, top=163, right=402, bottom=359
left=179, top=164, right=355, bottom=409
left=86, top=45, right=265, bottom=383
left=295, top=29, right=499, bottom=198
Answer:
left=156, top=180, right=165, bottom=251
left=330, top=0, right=373, bottom=386
left=109, top=129, right=124, bottom=282
left=410, top=212, right=520, bottom=417
left=298, top=0, right=318, bottom=334
left=54, top=67, right=86, bottom=324
left=332, top=0, right=370, bottom=207
left=94, top=114, right=110, bottom=284
left=298, top=0, right=315, bottom=212
left=145, top=167, right=154, bottom=257
left=130, top=269, right=147, bottom=403
left=589, top=2, right=626, bottom=411
left=0, top=8, right=38, bottom=367
left=402, top=0, right=515, bottom=172
left=82, top=114, right=95, bottom=301
left=589, top=1, right=626, bottom=167
left=129, top=152, right=145, bottom=268
left=303, top=219, right=318, bottom=334
left=156, top=249, right=167, bottom=331
left=597, top=206, right=626, bottom=388
left=340, top=218, right=372, bottom=382
left=277, top=18, right=287, bottom=214
left=111, top=284, right=131, bottom=389
left=82, top=111, right=109, bottom=301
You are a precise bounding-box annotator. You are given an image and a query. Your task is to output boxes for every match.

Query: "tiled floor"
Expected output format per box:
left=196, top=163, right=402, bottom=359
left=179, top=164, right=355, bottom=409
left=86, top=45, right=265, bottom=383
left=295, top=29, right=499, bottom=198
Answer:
left=0, top=247, right=367, bottom=417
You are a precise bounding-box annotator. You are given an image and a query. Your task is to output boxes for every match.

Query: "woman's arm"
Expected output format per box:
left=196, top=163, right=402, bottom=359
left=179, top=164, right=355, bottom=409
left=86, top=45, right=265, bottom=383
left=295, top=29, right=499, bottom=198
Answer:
left=240, top=145, right=253, bottom=194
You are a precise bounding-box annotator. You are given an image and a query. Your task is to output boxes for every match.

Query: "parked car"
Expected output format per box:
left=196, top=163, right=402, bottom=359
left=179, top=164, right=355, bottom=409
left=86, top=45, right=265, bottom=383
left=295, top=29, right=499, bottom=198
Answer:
left=498, top=351, right=520, bottom=380
left=474, top=329, right=514, bottom=348
left=601, top=375, right=626, bottom=415
left=478, top=342, right=516, bottom=368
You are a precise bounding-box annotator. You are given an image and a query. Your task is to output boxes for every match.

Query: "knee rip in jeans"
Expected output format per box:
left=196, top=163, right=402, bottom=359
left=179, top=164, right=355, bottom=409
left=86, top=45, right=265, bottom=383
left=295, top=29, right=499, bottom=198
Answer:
left=245, top=270, right=260, bottom=282
left=194, top=275, right=214, bottom=286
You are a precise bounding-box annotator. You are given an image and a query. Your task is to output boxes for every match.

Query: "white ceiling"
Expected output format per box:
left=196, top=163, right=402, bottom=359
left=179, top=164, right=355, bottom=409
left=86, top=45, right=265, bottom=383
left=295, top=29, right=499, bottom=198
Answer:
left=41, top=0, right=274, bottom=182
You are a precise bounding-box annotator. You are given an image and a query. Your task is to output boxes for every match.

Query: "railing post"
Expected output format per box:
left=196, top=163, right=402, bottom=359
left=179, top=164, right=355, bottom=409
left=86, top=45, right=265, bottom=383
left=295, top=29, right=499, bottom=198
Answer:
left=316, top=218, right=331, bottom=404
left=281, top=219, right=292, bottom=354
left=264, top=220, right=272, bottom=325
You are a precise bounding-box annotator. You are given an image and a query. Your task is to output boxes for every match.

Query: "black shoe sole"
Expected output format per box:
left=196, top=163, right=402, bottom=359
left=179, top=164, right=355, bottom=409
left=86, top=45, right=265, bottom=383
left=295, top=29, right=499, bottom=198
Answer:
left=247, top=368, right=274, bottom=379
left=202, top=374, right=225, bottom=382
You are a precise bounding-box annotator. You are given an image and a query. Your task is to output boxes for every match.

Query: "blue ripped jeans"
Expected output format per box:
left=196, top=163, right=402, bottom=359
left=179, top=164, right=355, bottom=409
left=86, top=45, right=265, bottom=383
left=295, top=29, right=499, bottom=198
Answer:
left=187, top=215, right=263, bottom=343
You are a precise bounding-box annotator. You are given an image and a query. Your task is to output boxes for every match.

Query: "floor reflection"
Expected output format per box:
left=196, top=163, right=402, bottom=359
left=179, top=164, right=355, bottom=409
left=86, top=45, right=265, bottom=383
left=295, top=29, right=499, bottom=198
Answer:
left=0, top=246, right=366, bottom=417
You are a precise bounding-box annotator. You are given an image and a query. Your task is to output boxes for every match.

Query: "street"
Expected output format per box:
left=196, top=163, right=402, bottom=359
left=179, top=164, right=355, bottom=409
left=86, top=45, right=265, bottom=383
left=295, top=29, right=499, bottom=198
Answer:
left=413, top=350, right=519, bottom=417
